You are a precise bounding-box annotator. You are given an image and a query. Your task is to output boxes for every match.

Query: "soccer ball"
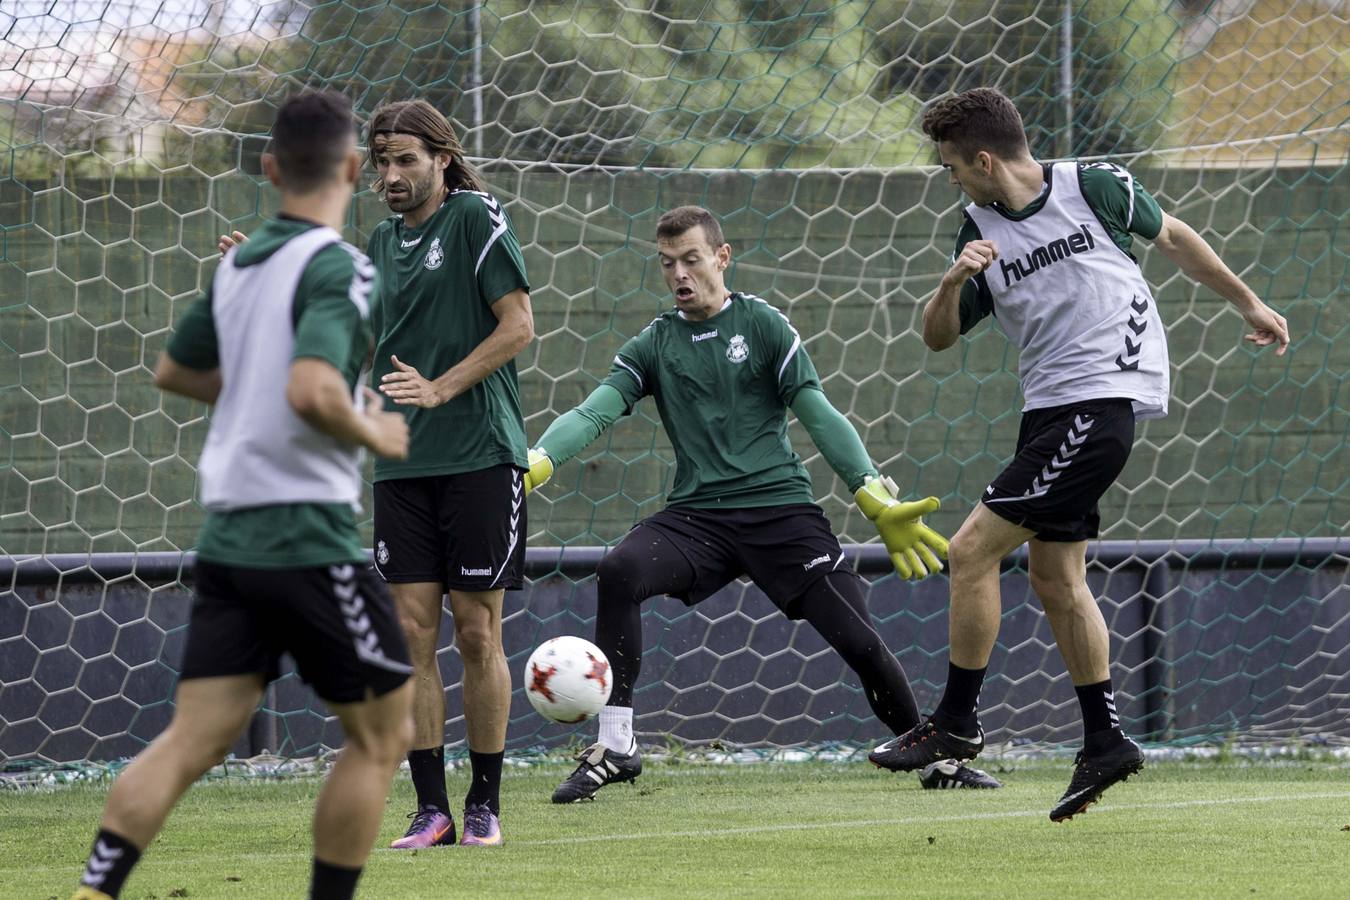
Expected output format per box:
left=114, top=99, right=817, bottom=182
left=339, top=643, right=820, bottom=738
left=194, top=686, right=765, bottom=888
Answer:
left=523, top=636, right=612, bottom=724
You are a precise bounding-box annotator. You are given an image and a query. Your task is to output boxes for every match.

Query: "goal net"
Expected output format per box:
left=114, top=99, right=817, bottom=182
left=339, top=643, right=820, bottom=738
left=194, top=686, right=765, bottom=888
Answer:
left=2, top=1, right=1346, bottom=775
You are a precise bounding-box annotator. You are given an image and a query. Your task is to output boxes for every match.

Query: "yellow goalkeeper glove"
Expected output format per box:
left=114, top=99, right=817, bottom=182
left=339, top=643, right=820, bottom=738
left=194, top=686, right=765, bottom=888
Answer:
left=524, top=448, right=554, bottom=495
left=853, top=475, right=949, bottom=580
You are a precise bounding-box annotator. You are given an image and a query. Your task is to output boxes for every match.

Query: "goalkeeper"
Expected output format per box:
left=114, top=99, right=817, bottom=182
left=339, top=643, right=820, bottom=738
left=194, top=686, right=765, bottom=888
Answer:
left=529, top=206, right=999, bottom=802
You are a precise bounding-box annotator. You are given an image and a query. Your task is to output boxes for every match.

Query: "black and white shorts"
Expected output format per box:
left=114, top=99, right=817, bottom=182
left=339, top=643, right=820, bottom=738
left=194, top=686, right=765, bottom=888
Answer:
left=982, top=398, right=1136, bottom=542
left=372, top=464, right=526, bottom=592
left=180, top=560, right=412, bottom=704
left=636, top=503, right=857, bottom=619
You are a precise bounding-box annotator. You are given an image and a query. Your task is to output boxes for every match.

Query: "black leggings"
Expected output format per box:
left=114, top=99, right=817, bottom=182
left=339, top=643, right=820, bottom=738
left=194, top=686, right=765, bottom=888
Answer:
left=592, top=525, right=920, bottom=735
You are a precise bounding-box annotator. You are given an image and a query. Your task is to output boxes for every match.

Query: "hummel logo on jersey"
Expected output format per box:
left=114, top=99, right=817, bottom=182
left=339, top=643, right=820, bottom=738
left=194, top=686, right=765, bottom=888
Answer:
left=803, top=554, right=832, bottom=571
left=461, top=566, right=493, bottom=577
left=400, top=236, right=423, bottom=248
left=692, top=330, right=719, bottom=342
left=726, top=334, right=749, bottom=364
left=423, top=237, right=444, bottom=270
left=999, top=224, right=1097, bottom=287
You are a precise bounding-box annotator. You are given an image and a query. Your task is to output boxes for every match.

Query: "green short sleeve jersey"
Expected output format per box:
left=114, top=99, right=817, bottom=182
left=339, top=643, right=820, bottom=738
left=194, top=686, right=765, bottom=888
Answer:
left=366, top=189, right=532, bottom=481
left=600, top=292, right=822, bottom=508
left=955, top=161, right=1164, bottom=332
left=166, top=216, right=375, bottom=568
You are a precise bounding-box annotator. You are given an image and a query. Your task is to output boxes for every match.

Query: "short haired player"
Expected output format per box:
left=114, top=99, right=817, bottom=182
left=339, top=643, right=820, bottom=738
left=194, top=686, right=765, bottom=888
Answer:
left=526, top=205, right=1001, bottom=802
left=867, top=87, right=1289, bottom=821
left=73, top=91, right=414, bottom=900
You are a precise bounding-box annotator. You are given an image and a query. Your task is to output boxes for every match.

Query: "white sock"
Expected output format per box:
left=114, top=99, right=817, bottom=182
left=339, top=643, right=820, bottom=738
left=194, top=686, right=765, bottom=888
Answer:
left=598, top=706, right=636, bottom=755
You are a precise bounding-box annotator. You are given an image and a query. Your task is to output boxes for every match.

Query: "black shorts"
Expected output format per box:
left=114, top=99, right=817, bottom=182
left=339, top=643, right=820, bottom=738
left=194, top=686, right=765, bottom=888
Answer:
left=372, top=465, right=526, bottom=591
left=982, top=398, right=1135, bottom=542
left=180, top=561, right=412, bottom=704
left=635, top=503, right=856, bottom=619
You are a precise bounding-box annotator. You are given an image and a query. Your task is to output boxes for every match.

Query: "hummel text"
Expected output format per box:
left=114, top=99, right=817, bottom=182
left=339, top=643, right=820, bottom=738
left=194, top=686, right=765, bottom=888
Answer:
left=1000, top=224, right=1096, bottom=287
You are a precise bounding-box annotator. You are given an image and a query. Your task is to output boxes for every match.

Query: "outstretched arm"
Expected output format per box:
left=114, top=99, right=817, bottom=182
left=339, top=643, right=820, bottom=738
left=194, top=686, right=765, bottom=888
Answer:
left=524, top=384, right=628, bottom=494
left=791, top=388, right=947, bottom=579
left=1151, top=214, right=1289, bottom=355
left=789, top=387, right=876, bottom=492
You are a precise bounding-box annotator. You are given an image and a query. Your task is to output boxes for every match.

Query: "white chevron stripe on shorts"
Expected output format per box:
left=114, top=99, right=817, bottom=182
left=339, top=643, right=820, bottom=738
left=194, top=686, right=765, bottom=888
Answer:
left=985, top=414, right=1096, bottom=503
left=330, top=565, right=412, bottom=675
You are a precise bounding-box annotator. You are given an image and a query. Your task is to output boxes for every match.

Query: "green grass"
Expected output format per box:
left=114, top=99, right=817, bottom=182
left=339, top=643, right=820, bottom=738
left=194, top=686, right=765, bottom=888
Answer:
left=6, top=758, right=1348, bottom=899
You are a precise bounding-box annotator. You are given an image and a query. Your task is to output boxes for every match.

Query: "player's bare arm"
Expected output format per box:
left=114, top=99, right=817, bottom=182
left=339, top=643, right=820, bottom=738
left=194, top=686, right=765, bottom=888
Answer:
left=153, top=353, right=222, bottom=404
left=1151, top=213, right=1290, bottom=355
left=923, top=239, right=998, bottom=351
left=379, top=287, right=534, bottom=407
left=288, top=358, right=409, bottom=459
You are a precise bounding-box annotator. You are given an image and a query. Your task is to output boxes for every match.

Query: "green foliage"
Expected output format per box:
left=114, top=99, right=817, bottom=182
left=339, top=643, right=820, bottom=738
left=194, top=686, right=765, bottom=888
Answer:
left=877, top=0, right=1179, bottom=159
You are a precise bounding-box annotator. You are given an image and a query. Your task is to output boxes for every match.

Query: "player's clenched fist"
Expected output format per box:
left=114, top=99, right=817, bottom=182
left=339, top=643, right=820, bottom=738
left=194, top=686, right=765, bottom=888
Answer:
left=946, top=239, right=998, bottom=284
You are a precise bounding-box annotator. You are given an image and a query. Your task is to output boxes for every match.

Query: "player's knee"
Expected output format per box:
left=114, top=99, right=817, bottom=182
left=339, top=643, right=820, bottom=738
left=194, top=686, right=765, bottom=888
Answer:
left=947, top=528, right=994, bottom=574
left=164, top=722, right=235, bottom=775
left=1029, top=569, right=1081, bottom=611
left=395, top=613, right=439, bottom=663
left=453, top=619, right=501, bottom=665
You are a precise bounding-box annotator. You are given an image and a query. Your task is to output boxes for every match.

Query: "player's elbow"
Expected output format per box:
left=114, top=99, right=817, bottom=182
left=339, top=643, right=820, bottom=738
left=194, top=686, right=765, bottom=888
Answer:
left=514, top=310, right=535, bottom=350
left=286, top=360, right=342, bottom=424
left=923, top=328, right=958, bottom=352
left=152, top=353, right=179, bottom=391
left=285, top=380, right=324, bottom=421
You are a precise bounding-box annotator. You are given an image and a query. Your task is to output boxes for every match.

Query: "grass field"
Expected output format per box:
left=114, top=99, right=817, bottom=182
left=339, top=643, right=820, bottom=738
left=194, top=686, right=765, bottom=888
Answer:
left=6, top=756, right=1348, bottom=899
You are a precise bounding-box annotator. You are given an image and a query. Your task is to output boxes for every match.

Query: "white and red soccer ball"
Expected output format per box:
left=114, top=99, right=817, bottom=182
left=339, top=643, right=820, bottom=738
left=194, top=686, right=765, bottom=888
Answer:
left=523, top=636, right=612, bottom=724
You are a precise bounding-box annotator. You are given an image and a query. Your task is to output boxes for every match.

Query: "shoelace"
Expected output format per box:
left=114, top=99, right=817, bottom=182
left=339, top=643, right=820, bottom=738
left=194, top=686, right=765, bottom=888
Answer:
left=463, top=805, right=495, bottom=834
left=576, top=743, right=607, bottom=766
left=900, top=721, right=938, bottom=750
left=405, top=807, right=443, bottom=834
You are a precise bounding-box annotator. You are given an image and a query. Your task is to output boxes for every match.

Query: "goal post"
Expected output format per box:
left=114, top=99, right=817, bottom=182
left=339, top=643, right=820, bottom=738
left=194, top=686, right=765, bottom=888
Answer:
left=2, top=1, right=1347, bottom=773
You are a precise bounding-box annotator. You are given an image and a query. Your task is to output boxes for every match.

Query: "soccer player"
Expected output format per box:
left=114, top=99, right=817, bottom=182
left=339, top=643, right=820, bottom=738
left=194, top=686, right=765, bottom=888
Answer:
left=525, top=205, right=1001, bottom=803
left=73, top=91, right=414, bottom=900
left=365, top=100, right=533, bottom=847
left=216, top=101, right=532, bottom=845
left=868, top=88, right=1290, bottom=821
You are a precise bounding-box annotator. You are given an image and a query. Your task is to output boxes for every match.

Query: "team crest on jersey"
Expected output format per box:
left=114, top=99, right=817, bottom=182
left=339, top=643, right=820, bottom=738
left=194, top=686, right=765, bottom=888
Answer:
left=377, top=540, right=390, bottom=566
left=726, top=334, right=749, bottom=364
left=423, top=237, right=443, bottom=270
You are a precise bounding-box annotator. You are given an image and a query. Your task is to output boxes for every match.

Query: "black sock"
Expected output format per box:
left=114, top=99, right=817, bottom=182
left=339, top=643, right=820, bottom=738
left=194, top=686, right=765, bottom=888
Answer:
left=464, top=749, right=504, bottom=815
left=1075, top=679, right=1121, bottom=739
left=934, top=662, right=987, bottom=732
left=407, top=746, right=449, bottom=813
left=310, top=858, right=362, bottom=900
left=79, top=829, right=141, bottom=898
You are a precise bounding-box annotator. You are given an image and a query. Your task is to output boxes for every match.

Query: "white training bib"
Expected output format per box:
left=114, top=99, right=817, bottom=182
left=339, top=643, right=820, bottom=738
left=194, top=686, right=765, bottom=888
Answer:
left=198, top=227, right=371, bottom=510
left=965, top=161, right=1169, bottom=419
